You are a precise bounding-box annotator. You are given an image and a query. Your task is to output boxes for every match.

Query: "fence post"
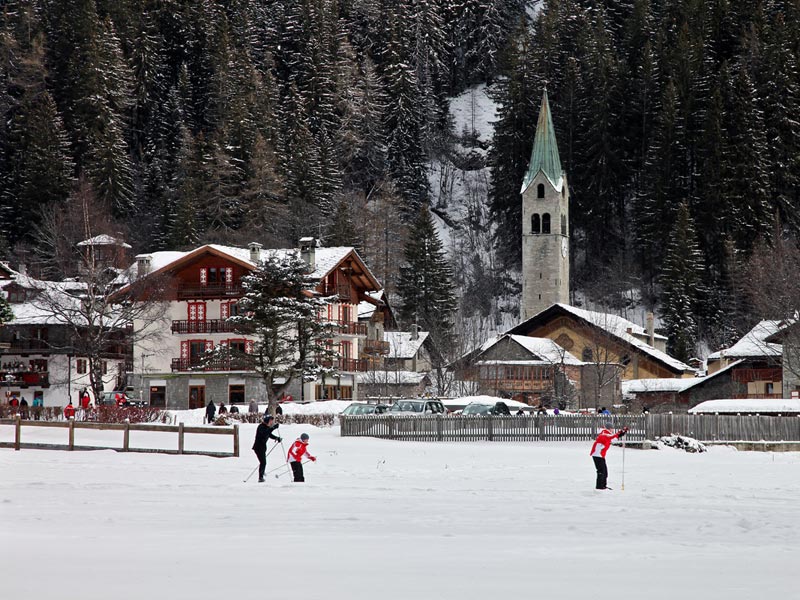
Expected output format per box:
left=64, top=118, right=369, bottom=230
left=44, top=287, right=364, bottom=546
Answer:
left=644, top=414, right=651, bottom=440
left=68, top=417, right=75, bottom=450
left=436, top=415, right=443, bottom=442
left=233, top=424, right=240, bottom=457
left=123, top=420, right=130, bottom=451
left=14, top=413, right=21, bottom=451
left=388, top=415, right=395, bottom=440
left=487, top=415, right=493, bottom=442
left=178, top=422, right=185, bottom=454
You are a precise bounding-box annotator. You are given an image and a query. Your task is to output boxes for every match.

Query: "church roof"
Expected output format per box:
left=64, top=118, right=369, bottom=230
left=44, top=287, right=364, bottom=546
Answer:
left=521, top=89, right=563, bottom=194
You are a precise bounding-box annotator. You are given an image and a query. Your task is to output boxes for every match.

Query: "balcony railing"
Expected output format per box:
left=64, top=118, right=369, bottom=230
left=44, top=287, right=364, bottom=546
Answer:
left=731, top=368, right=783, bottom=383
left=171, top=319, right=255, bottom=334
left=363, top=339, right=390, bottom=355
left=337, top=321, right=367, bottom=336
left=171, top=357, right=254, bottom=372
left=7, top=340, right=50, bottom=351
left=320, top=358, right=371, bottom=372
left=0, top=371, right=50, bottom=387
left=321, top=282, right=352, bottom=301
left=176, top=284, right=244, bottom=300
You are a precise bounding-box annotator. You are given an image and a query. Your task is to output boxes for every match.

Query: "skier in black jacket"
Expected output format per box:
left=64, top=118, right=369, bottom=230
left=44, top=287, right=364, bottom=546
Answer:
left=252, top=414, right=282, bottom=482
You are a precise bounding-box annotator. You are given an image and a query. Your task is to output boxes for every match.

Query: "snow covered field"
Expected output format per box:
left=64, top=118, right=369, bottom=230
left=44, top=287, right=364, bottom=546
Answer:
left=2, top=421, right=798, bottom=600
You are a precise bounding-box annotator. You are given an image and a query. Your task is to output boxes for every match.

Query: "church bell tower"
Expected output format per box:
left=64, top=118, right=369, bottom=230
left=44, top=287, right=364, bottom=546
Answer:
left=520, top=89, right=569, bottom=321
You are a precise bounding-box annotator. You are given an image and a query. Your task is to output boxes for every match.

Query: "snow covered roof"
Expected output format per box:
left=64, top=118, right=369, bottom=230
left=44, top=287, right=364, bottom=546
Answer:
left=507, top=334, right=583, bottom=365
left=443, top=395, right=532, bottom=410
left=77, top=234, right=131, bottom=249
left=510, top=303, right=691, bottom=374
left=689, top=398, right=800, bottom=414
left=707, top=320, right=783, bottom=360
left=385, top=331, right=429, bottom=359
left=623, top=360, right=744, bottom=397
left=118, top=244, right=380, bottom=291
left=358, top=290, right=384, bottom=320
left=356, top=371, right=429, bottom=385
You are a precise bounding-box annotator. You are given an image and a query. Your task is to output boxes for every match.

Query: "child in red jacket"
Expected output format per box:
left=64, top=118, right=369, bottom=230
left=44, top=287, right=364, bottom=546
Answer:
left=287, top=433, right=316, bottom=482
left=590, top=423, right=628, bottom=489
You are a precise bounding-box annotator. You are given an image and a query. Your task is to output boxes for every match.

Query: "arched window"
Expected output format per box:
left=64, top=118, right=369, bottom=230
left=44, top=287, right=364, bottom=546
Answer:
left=542, top=213, right=551, bottom=234
left=561, top=215, right=567, bottom=236
left=531, top=214, right=540, bottom=234
left=582, top=348, right=593, bottom=362
left=537, top=183, right=545, bottom=198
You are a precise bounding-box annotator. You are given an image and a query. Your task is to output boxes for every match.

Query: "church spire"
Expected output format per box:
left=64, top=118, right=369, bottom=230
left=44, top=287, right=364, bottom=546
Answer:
left=521, top=89, right=563, bottom=193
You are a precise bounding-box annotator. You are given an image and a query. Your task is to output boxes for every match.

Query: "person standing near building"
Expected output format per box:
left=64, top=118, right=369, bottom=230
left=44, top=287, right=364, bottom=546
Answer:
left=63, top=401, right=76, bottom=420
left=248, top=398, right=258, bottom=414
left=287, top=433, right=316, bottom=483
left=252, top=414, right=282, bottom=483
left=590, top=423, right=628, bottom=490
left=205, top=400, right=216, bottom=424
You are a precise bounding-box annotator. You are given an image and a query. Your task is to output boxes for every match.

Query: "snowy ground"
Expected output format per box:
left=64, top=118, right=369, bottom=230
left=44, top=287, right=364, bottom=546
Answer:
left=2, top=420, right=798, bottom=599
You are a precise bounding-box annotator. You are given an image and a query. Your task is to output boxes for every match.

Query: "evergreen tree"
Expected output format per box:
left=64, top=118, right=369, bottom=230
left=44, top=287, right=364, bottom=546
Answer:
left=397, top=203, right=457, bottom=355
left=659, top=202, right=704, bottom=363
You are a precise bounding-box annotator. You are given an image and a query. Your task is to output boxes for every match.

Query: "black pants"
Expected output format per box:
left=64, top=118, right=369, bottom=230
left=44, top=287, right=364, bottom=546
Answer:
left=290, top=461, right=304, bottom=482
left=254, top=448, right=266, bottom=480
left=592, top=456, right=608, bottom=489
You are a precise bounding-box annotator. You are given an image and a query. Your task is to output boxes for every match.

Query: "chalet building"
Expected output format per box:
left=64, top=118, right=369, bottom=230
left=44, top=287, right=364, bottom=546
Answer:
left=706, top=320, right=783, bottom=398
left=0, top=263, right=126, bottom=407
left=356, top=328, right=433, bottom=398
left=765, top=322, right=800, bottom=398
left=116, top=240, right=384, bottom=409
left=507, top=304, right=693, bottom=384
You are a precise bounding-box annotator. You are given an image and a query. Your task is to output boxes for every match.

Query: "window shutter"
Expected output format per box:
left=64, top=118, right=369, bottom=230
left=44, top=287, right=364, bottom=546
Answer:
left=200, top=268, right=207, bottom=286
left=245, top=340, right=254, bottom=354
left=205, top=340, right=213, bottom=352
left=188, top=304, right=196, bottom=320
left=181, top=341, right=189, bottom=359
left=225, top=267, right=233, bottom=285
left=198, top=303, right=205, bottom=320
left=220, top=303, right=229, bottom=319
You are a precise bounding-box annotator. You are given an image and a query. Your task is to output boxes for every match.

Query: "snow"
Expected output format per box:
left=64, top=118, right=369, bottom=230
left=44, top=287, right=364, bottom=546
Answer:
left=443, top=394, right=533, bottom=410
left=384, top=330, right=429, bottom=358
left=689, top=398, right=800, bottom=414
left=164, top=401, right=354, bottom=424
left=2, top=423, right=798, bottom=599
left=448, top=83, right=498, bottom=145
left=707, top=320, right=783, bottom=360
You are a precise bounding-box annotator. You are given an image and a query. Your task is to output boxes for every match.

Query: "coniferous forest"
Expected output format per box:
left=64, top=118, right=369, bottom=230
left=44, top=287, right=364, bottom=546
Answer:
left=1, top=1, right=799, bottom=360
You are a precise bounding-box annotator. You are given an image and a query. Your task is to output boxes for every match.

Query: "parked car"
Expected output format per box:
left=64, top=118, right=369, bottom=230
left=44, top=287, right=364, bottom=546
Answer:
left=461, top=401, right=511, bottom=416
left=100, top=391, right=149, bottom=408
left=388, top=398, right=447, bottom=415
left=341, top=403, right=390, bottom=416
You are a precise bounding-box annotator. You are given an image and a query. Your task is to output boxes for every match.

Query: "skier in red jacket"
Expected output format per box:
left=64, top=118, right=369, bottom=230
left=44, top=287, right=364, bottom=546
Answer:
left=287, top=433, right=316, bottom=482
left=63, top=402, right=76, bottom=420
left=590, top=423, right=628, bottom=489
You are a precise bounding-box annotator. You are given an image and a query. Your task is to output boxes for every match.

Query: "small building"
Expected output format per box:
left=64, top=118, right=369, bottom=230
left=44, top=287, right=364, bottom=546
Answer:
left=688, top=398, right=800, bottom=415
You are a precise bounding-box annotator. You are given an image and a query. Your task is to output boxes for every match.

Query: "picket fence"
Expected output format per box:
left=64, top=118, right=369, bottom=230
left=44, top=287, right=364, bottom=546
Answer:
left=340, top=413, right=800, bottom=443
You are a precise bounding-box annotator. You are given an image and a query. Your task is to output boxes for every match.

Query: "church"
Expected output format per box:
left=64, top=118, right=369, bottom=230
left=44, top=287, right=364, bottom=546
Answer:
left=457, top=90, right=693, bottom=409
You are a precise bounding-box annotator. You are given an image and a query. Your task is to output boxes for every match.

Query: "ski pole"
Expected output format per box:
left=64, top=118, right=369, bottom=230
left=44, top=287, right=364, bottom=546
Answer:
left=275, top=460, right=311, bottom=479
left=621, top=434, right=626, bottom=491
left=244, top=440, right=280, bottom=483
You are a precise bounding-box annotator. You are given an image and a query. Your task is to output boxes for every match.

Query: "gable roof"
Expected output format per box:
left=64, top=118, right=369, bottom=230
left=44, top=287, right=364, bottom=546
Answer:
left=115, top=244, right=382, bottom=294
left=622, top=360, right=744, bottom=396
left=385, top=331, right=429, bottom=359
left=521, top=89, right=563, bottom=194
left=707, top=320, right=783, bottom=360
left=508, top=303, right=692, bottom=375
left=478, top=334, right=583, bottom=365
left=77, top=234, right=131, bottom=249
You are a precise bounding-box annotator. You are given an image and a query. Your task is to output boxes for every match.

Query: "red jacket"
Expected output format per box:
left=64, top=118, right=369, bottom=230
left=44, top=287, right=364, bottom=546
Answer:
left=64, top=404, right=76, bottom=419
left=590, top=428, right=620, bottom=458
left=287, top=439, right=315, bottom=463
left=81, top=394, right=91, bottom=409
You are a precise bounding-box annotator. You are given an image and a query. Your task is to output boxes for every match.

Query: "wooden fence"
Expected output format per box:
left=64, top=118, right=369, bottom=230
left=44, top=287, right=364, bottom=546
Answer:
left=340, top=413, right=800, bottom=443
left=0, top=415, right=240, bottom=457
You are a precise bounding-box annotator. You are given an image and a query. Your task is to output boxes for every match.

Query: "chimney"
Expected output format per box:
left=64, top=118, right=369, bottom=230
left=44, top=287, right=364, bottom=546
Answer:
left=299, top=237, right=316, bottom=272
left=248, top=242, right=262, bottom=264
left=411, top=324, right=419, bottom=341
left=626, top=327, right=633, bottom=335
left=136, top=254, right=152, bottom=278
left=17, top=263, right=26, bottom=276
left=646, top=312, right=655, bottom=347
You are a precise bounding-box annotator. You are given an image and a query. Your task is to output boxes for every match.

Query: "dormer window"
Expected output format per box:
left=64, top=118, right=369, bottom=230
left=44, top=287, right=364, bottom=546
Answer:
left=537, top=183, right=545, bottom=198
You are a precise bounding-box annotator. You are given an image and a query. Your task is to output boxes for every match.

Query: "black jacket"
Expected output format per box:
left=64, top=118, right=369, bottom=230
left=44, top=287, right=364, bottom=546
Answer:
left=252, top=423, right=281, bottom=452
left=205, top=402, right=216, bottom=419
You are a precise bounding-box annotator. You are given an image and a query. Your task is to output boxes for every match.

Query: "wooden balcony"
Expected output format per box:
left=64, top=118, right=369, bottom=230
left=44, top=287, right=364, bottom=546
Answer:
left=171, top=357, right=254, bottom=372
left=176, top=284, right=244, bottom=300
left=337, top=321, right=367, bottom=336
left=320, top=358, right=371, bottom=372
left=171, top=319, right=254, bottom=334
left=0, top=370, right=50, bottom=387
left=8, top=340, right=49, bottom=351
left=731, top=368, right=783, bottom=383
left=321, top=282, right=352, bottom=301
left=363, top=339, right=390, bottom=355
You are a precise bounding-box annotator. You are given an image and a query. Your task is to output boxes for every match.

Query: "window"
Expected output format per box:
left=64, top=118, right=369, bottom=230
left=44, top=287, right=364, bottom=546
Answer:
left=229, top=384, right=245, bottom=405
left=537, top=183, right=545, bottom=198
left=561, top=215, right=567, bottom=236
left=208, top=267, right=220, bottom=284
left=7, top=288, right=25, bottom=303
left=228, top=339, right=247, bottom=354
left=621, top=355, right=631, bottom=366
left=532, top=214, right=541, bottom=234
left=77, top=359, right=87, bottom=374
left=542, top=213, right=551, bottom=234
left=582, top=348, right=593, bottom=362
left=102, top=361, right=108, bottom=375
left=190, top=341, right=206, bottom=363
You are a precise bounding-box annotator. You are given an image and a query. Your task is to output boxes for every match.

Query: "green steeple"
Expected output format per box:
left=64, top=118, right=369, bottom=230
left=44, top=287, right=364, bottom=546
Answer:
left=521, top=89, right=563, bottom=193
